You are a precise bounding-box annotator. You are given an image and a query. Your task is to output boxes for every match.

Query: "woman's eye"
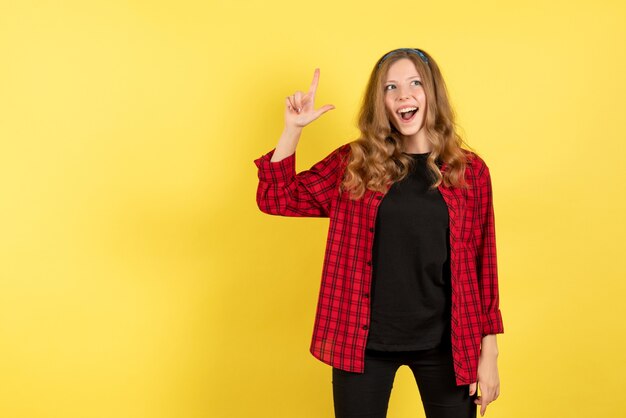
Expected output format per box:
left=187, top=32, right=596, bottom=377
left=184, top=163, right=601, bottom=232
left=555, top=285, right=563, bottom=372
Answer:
left=411, top=80, right=422, bottom=86
left=385, top=84, right=395, bottom=91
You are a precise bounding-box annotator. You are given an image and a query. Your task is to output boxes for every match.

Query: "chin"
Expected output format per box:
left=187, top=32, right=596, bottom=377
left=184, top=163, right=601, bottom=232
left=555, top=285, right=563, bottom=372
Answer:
left=392, top=120, right=425, bottom=138
left=399, top=128, right=421, bottom=137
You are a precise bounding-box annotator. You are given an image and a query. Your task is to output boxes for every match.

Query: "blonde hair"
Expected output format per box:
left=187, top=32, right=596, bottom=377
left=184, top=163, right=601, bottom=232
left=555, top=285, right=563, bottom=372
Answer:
left=340, top=49, right=476, bottom=200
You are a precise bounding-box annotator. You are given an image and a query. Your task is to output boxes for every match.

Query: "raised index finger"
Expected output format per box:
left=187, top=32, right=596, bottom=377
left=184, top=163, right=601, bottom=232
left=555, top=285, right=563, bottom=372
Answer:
left=308, top=68, right=320, bottom=95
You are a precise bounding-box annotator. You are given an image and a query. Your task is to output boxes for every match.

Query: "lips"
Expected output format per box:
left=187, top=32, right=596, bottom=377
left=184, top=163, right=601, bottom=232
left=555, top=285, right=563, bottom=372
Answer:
left=397, top=106, right=419, bottom=122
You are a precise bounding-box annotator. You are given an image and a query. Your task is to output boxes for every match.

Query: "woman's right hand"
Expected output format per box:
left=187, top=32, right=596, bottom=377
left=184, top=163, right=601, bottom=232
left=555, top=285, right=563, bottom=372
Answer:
left=285, top=68, right=335, bottom=129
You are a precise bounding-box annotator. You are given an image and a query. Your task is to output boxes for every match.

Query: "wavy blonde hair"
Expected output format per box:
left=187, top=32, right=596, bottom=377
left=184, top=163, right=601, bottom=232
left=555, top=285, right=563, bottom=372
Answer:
left=340, top=48, right=476, bottom=200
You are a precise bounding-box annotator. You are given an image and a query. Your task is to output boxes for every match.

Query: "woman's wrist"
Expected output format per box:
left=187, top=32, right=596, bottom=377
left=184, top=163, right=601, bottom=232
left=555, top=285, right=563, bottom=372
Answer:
left=282, top=124, right=303, bottom=139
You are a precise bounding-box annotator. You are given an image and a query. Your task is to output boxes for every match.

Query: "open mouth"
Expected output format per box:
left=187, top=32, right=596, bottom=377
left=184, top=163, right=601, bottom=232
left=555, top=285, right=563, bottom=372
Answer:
left=397, top=107, right=418, bottom=122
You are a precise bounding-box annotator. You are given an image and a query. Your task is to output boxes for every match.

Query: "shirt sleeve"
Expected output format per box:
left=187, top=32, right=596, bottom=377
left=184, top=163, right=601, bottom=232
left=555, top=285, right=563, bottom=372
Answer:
left=253, top=144, right=349, bottom=218
left=474, top=162, right=505, bottom=336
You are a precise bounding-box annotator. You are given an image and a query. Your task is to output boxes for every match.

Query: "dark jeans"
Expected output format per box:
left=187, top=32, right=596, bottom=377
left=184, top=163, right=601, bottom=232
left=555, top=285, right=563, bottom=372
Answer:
left=332, top=340, right=477, bottom=418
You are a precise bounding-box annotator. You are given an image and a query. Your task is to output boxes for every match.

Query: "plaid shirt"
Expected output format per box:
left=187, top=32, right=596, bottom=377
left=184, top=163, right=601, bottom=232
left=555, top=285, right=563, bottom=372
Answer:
left=254, top=143, right=504, bottom=386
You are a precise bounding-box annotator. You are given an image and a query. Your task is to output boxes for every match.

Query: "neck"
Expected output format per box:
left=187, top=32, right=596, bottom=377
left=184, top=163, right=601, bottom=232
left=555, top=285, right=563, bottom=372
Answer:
left=403, top=132, right=431, bottom=153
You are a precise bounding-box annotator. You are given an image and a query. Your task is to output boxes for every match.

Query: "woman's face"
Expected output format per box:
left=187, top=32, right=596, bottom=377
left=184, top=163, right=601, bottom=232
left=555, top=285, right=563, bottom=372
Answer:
left=383, top=58, right=427, bottom=142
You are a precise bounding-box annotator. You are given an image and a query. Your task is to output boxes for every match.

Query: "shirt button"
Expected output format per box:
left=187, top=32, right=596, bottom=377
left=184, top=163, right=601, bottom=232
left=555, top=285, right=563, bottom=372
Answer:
left=376, top=196, right=382, bottom=200
left=362, top=325, right=369, bottom=330
left=363, top=293, right=369, bottom=298
left=366, top=260, right=372, bottom=266
left=369, top=227, right=374, bottom=232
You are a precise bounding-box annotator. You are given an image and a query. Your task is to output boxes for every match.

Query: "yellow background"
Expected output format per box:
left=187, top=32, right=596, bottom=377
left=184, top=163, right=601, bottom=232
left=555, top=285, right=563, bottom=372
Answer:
left=1, top=1, right=625, bottom=417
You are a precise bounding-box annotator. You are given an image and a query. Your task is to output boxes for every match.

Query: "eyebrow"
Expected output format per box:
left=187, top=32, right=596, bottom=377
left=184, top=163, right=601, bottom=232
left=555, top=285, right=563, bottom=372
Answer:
left=385, top=76, right=422, bottom=83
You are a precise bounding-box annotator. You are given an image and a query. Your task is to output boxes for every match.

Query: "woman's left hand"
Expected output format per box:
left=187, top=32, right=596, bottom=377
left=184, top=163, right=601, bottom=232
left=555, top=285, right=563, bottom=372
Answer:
left=469, top=350, right=500, bottom=416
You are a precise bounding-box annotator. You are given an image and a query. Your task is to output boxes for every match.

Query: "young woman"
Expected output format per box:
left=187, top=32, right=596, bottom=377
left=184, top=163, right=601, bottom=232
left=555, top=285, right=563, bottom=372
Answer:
left=254, top=48, right=504, bottom=418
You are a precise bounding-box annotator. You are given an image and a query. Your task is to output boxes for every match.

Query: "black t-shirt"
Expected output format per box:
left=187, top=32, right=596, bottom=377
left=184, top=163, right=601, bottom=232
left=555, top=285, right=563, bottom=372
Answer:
left=365, top=151, right=452, bottom=351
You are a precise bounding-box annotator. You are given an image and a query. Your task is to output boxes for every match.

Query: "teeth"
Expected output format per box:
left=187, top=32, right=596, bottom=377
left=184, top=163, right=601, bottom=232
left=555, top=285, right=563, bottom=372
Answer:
left=398, top=107, right=418, bottom=114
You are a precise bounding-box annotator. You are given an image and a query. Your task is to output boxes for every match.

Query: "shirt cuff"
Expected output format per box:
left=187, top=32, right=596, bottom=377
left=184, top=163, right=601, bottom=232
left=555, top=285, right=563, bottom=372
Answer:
left=482, top=309, right=504, bottom=336
left=253, top=148, right=296, bottom=183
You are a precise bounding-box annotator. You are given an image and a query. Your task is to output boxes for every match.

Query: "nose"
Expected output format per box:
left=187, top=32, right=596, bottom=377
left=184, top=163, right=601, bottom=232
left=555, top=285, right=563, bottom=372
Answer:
left=397, top=86, right=411, bottom=100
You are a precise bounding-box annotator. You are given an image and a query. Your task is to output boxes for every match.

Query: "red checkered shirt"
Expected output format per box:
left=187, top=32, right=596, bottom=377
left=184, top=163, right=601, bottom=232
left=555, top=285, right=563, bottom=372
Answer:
left=254, top=143, right=504, bottom=386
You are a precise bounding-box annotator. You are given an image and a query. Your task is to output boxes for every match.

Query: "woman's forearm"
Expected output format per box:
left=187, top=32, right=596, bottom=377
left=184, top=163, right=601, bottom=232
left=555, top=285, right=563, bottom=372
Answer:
left=271, top=126, right=303, bottom=162
left=481, top=334, right=499, bottom=356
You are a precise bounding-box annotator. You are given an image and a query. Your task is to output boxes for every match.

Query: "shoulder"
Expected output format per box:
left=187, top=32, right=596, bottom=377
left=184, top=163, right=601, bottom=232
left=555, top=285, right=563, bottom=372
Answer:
left=308, top=142, right=353, bottom=174
left=324, top=142, right=353, bottom=167
left=333, top=142, right=353, bottom=157
left=320, top=142, right=352, bottom=157
left=462, top=149, right=491, bottom=185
